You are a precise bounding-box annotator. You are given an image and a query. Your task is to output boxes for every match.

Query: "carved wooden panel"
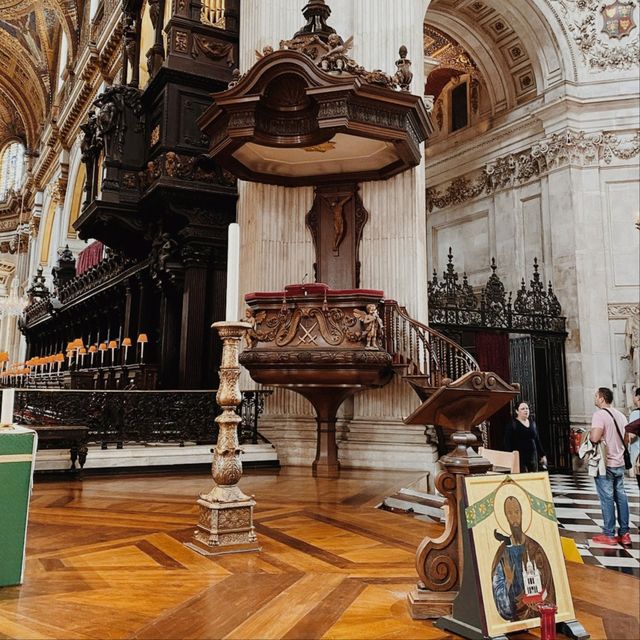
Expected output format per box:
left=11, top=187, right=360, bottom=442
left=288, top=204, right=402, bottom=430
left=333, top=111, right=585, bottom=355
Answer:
left=305, top=184, right=368, bottom=289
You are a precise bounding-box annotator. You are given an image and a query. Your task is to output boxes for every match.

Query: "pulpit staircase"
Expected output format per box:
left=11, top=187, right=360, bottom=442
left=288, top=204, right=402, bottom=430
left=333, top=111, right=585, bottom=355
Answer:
left=383, top=300, right=479, bottom=397
left=383, top=300, right=480, bottom=458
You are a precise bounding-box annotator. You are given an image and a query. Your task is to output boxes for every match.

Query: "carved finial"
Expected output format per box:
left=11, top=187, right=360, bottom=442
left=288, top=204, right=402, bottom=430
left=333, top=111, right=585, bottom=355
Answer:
left=294, top=0, right=336, bottom=40
left=531, top=257, right=542, bottom=285
left=447, top=247, right=454, bottom=263
left=490, top=257, right=497, bottom=274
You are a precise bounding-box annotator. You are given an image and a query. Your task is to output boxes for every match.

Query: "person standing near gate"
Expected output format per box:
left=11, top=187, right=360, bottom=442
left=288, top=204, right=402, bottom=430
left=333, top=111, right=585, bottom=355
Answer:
left=504, top=401, right=547, bottom=472
left=589, top=387, right=631, bottom=547
left=626, top=387, right=640, bottom=490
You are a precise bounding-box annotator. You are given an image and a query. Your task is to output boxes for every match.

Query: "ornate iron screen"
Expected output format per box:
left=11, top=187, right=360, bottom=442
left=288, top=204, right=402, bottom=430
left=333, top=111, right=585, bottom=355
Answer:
left=428, top=249, right=566, bottom=334
left=427, top=249, right=570, bottom=471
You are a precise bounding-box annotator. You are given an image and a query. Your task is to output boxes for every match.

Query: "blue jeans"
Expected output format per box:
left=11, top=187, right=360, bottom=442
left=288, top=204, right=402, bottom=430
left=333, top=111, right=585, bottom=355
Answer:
left=594, top=466, right=630, bottom=537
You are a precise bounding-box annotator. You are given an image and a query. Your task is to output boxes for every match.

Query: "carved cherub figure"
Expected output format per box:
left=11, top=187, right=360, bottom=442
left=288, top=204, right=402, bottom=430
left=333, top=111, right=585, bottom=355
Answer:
left=164, top=151, right=180, bottom=177
left=354, top=304, right=383, bottom=350
left=228, top=68, right=241, bottom=89
left=244, top=308, right=266, bottom=349
left=255, top=45, right=274, bottom=60
left=320, top=34, right=354, bottom=72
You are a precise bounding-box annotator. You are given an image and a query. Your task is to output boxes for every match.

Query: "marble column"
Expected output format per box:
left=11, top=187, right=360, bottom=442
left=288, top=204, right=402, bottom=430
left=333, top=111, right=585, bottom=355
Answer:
left=236, top=0, right=437, bottom=472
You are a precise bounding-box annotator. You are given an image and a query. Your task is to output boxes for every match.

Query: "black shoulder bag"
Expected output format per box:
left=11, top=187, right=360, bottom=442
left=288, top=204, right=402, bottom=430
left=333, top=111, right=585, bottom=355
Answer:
left=603, top=408, right=632, bottom=470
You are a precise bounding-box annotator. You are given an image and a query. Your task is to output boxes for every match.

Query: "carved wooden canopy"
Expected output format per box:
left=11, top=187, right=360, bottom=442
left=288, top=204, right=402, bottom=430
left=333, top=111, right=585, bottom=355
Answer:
left=198, top=50, right=432, bottom=186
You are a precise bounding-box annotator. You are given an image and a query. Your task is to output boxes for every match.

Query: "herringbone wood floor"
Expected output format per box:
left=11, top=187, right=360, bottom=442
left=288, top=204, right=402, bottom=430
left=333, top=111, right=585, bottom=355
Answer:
left=0, top=468, right=637, bottom=639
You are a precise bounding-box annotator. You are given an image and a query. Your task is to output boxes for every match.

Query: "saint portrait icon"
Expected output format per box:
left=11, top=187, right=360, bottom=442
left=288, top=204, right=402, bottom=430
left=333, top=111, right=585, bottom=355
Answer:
left=491, top=495, right=555, bottom=621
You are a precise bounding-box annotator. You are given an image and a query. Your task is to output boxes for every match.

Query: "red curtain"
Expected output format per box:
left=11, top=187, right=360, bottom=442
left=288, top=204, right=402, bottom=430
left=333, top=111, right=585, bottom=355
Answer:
left=76, top=241, right=104, bottom=275
left=475, top=331, right=511, bottom=449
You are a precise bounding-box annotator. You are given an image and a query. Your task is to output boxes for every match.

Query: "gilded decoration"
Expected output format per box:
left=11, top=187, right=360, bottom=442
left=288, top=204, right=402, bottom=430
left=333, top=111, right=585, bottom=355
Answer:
left=551, top=0, right=639, bottom=70
left=304, top=141, right=336, bottom=153
left=150, top=124, right=160, bottom=147
left=423, top=24, right=480, bottom=82
left=427, top=129, right=640, bottom=211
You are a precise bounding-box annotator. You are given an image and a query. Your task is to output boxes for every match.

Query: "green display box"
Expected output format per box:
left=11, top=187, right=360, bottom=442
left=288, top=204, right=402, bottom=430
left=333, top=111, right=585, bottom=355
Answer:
left=0, top=426, right=37, bottom=587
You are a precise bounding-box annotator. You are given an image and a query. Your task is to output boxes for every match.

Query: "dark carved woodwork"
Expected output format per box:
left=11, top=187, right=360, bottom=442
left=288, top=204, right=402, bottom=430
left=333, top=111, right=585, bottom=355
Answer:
left=405, top=371, right=519, bottom=619
left=240, top=284, right=393, bottom=477
left=199, top=48, right=431, bottom=186
left=293, top=0, right=336, bottom=40
left=51, top=245, right=76, bottom=294
left=305, top=184, right=367, bottom=289
left=43, top=5, right=241, bottom=391
left=26, top=268, right=50, bottom=305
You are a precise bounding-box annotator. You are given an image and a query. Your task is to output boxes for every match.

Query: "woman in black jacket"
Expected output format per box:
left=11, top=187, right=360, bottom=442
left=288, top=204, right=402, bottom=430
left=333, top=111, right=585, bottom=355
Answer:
left=504, top=401, right=547, bottom=472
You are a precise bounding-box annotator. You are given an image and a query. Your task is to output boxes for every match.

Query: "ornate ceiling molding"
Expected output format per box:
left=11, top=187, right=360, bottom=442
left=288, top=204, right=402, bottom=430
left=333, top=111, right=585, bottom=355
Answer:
left=550, top=0, right=639, bottom=70
left=423, top=24, right=479, bottom=80
left=427, top=128, right=640, bottom=211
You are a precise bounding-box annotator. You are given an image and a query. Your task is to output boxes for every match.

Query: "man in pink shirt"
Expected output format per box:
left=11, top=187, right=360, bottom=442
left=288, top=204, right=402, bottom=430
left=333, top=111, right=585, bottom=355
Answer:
left=589, top=387, right=630, bottom=547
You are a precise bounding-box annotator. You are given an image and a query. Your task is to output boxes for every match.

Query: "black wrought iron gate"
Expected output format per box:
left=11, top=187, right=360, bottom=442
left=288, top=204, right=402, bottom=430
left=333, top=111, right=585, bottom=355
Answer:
left=429, top=251, right=570, bottom=471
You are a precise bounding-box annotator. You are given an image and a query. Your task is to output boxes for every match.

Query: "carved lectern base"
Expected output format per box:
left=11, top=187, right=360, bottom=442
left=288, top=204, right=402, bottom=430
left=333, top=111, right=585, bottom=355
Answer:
left=435, top=615, right=507, bottom=640
left=188, top=495, right=260, bottom=556
left=407, top=588, right=457, bottom=619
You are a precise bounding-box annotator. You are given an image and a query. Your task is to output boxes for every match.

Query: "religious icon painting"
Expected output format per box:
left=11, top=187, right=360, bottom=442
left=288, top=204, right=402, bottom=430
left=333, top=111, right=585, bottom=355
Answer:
left=463, top=472, right=575, bottom=637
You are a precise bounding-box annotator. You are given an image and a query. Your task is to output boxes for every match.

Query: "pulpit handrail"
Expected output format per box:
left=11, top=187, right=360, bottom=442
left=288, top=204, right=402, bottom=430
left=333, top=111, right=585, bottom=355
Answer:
left=383, top=300, right=479, bottom=388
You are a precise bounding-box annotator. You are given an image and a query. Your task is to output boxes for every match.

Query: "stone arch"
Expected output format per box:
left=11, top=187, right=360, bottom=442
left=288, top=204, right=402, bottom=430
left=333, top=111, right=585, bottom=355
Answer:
left=0, top=31, right=48, bottom=149
left=483, top=0, right=577, bottom=85
left=425, top=11, right=513, bottom=114
left=425, top=0, right=576, bottom=117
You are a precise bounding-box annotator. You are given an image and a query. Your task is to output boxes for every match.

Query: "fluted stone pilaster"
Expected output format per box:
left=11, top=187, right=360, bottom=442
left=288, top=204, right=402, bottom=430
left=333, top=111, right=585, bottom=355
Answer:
left=236, top=0, right=436, bottom=472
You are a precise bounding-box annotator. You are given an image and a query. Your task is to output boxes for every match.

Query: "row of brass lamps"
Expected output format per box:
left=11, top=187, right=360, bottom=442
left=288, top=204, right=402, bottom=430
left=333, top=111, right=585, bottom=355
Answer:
left=0, top=334, right=149, bottom=380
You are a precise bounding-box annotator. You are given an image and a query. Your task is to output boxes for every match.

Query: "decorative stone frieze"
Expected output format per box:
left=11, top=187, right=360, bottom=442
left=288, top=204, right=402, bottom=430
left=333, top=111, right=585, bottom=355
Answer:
left=608, top=303, right=640, bottom=319
left=427, top=129, right=640, bottom=211
left=551, top=0, right=639, bottom=71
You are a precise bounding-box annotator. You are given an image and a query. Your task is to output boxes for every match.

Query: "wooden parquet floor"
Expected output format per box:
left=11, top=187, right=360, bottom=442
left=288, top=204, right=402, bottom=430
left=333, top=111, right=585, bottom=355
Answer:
left=0, top=468, right=638, bottom=640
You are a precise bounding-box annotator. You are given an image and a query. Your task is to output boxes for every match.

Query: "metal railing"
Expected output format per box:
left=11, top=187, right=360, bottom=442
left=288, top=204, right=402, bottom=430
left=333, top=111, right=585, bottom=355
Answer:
left=13, top=389, right=272, bottom=448
left=383, top=300, right=479, bottom=388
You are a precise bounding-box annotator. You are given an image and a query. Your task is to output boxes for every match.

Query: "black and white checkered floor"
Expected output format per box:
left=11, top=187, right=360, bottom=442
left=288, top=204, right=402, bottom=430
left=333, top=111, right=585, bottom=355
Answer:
left=550, top=473, right=640, bottom=578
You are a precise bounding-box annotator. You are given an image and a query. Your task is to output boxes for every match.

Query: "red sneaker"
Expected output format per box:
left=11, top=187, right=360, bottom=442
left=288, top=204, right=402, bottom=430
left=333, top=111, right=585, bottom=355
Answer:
left=591, top=534, right=618, bottom=546
left=617, top=532, right=632, bottom=547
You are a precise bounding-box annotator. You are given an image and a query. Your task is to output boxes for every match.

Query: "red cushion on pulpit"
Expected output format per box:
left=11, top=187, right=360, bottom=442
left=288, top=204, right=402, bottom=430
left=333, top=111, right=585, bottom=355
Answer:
left=245, top=285, right=385, bottom=301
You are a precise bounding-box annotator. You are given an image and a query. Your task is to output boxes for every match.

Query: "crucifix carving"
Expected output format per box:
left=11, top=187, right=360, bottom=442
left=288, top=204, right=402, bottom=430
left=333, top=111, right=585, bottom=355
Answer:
left=306, top=184, right=369, bottom=289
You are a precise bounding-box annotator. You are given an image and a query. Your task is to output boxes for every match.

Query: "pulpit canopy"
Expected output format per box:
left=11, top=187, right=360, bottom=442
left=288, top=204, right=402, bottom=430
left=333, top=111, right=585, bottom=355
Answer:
left=198, top=2, right=432, bottom=187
